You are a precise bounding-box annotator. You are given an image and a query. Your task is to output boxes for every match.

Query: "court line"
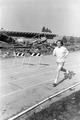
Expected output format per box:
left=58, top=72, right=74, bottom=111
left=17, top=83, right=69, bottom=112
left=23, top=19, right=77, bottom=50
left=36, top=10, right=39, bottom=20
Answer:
left=0, top=78, right=54, bottom=98
left=0, top=64, right=80, bottom=98
left=8, top=81, right=80, bottom=120
left=9, top=82, right=22, bottom=89
left=1, top=54, right=80, bottom=97
left=3, top=63, right=79, bottom=84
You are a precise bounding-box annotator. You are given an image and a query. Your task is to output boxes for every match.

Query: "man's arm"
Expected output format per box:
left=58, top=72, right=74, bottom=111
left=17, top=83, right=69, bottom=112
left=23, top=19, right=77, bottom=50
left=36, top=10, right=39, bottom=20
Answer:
left=64, top=48, right=69, bottom=58
left=53, top=48, right=56, bottom=56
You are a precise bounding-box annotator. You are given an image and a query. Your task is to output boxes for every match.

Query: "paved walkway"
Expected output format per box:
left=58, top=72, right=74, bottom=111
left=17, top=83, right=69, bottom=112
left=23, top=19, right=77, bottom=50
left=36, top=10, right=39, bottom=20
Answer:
left=0, top=51, right=80, bottom=120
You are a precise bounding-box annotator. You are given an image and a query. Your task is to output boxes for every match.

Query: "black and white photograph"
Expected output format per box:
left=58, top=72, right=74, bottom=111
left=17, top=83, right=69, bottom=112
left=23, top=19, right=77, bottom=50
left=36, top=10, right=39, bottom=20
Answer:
left=0, top=0, right=80, bottom=120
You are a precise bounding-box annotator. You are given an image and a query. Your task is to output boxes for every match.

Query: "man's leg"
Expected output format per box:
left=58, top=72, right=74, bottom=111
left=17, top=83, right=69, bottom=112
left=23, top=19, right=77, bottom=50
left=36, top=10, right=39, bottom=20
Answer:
left=53, top=63, right=62, bottom=85
left=60, top=62, right=69, bottom=73
left=61, top=65, right=69, bottom=78
left=61, top=67, right=67, bottom=73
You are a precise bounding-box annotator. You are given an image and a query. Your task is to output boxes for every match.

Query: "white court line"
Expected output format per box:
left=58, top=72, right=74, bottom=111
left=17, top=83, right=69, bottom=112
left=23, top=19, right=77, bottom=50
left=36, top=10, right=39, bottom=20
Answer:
left=0, top=64, right=80, bottom=98
left=0, top=78, right=54, bottom=98
left=0, top=64, right=56, bottom=98
left=8, top=81, right=80, bottom=120
left=10, top=67, right=55, bottom=83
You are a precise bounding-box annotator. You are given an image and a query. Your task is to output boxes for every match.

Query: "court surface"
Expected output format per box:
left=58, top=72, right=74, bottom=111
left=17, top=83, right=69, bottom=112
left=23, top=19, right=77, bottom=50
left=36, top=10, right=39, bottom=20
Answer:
left=0, top=51, right=80, bottom=120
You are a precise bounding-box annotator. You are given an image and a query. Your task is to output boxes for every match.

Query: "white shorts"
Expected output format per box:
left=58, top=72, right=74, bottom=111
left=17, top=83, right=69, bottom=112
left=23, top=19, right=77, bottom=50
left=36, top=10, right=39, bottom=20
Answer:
left=56, top=62, right=65, bottom=69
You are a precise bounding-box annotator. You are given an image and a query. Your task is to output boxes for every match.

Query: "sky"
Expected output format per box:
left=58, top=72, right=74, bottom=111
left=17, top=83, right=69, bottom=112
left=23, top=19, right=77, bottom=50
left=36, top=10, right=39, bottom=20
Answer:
left=0, top=0, right=80, bottom=36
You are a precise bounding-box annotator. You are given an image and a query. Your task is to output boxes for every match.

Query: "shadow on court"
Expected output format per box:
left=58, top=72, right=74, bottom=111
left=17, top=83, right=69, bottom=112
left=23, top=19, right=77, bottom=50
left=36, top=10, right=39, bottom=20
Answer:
left=55, top=71, right=76, bottom=87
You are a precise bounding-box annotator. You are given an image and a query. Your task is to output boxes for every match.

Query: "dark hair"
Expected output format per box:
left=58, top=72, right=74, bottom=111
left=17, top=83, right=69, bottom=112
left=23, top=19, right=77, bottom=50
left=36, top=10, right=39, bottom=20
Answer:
left=56, top=40, right=63, bottom=46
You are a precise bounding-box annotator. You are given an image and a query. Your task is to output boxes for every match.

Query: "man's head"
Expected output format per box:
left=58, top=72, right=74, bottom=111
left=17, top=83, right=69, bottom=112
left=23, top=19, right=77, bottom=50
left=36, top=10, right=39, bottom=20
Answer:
left=56, top=40, right=63, bottom=48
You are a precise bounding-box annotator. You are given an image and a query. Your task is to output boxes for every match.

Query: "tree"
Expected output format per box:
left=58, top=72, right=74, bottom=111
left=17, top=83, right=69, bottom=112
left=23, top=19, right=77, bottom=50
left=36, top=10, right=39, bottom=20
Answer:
left=62, top=36, right=67, bottom=44
left=42, top=27, right=46, bottom=32
left=41, top=27, right=52, bottom=33
left=69, top=36, right=75, bottom=45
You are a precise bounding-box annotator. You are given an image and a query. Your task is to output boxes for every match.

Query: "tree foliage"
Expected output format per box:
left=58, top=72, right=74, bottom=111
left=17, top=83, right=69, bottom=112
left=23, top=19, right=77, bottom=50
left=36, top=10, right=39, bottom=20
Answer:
left=42, top=26, right=52, bottom=33
left=62, top=36, right=67, bottom=43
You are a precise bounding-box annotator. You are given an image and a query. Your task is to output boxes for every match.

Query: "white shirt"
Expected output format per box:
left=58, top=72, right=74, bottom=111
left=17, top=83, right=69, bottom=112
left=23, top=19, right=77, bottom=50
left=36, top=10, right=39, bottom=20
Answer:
left=53, top=46, right=69, bottom=62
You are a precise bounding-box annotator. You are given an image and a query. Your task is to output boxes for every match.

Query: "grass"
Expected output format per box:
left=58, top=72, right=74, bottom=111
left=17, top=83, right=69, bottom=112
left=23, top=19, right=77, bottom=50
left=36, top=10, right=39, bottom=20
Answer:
left=27, top=90, right=80, bottom=120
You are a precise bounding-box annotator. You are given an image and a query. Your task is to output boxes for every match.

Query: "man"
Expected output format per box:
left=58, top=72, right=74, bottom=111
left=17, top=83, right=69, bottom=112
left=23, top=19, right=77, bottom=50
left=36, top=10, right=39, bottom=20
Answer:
left=53, top=40, right=69, bottom=87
